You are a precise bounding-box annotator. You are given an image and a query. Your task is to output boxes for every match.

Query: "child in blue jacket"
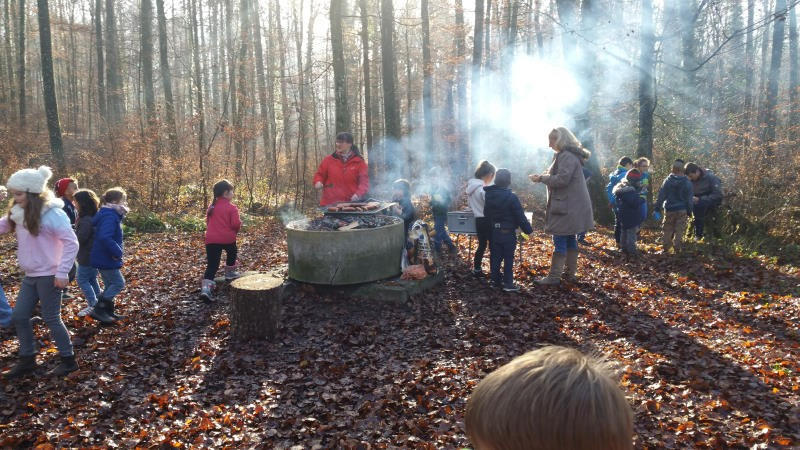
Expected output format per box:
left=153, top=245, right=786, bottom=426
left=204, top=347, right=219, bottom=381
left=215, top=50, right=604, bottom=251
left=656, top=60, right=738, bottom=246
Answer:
left=90, top=187, right=128, bottom=323
left=612, top=169, right=646, bottom=257
left=605, top=157, right=633, bottom=247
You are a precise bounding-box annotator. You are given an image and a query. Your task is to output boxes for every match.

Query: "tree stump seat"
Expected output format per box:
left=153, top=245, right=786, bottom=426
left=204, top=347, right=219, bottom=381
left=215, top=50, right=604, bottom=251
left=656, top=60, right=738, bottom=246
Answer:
left=228, top=274, right=284, bottom=341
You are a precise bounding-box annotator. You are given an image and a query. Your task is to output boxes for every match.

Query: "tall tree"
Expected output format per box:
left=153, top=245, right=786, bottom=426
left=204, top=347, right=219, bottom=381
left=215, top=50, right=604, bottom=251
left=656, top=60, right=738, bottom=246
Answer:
left=637, top=0, right=655, bottom=165
left=105, top=0, right=123, bottom=123
left=381, top=0, right=401, bottom=179
left=234, top=0, right=252, bottom=179
left=421, top=0, right=434, bottom=168
left=454, top=0, right=468, bottom=177
left=556, top=0, right=577, bottom=57
left=330, top=0, right=350, bottom=133
left=789, top=3, right=799, bottom=142
left=251, top=0, right=273, bottom=192
left=189, top=0, right=207, bottom=206
left=37, top=0, right=64, bottom=170
left=359, top=0, right=374, bottom=180
left=762, top=0, right=787, bottom=151
left=156, top=0, right=179, bottom=155
left=140, top=0, right=155, bottom=123
left=16, top=0, right=25, bottom=125
left=471, top=0, right=483, bottom=166
left=4, top=0, right=15, bottom=115
left=743, top=0, right=755, bottom=127
left=93, top=0, right=106, bottom=122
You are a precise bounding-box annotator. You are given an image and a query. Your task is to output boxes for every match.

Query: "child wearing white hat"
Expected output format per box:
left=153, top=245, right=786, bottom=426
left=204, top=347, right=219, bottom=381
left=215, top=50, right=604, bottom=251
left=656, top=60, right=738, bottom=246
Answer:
left=0, top=166, right=80, bottom=378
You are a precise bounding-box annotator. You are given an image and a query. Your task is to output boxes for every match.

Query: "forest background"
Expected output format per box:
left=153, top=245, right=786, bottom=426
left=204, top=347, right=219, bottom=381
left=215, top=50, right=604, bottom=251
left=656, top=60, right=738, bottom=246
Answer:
left=0, top=0, right=799, bottom=254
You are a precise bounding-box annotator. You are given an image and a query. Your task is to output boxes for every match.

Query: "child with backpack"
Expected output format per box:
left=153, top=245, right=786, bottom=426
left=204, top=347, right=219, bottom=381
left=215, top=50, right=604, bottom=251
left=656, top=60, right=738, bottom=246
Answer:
left=0, top=166, right=80, bottom=378
left=654, top=159, right=693, bottom=253
left=73, top=189, right=115, bottom=323
left=201, top=180, right=242, bottom=302
left=612, top=169, right=646, bottom=257
left=484, top=169, right=533, bottom=292
left=606, top=157, right=633, bottom=248
left=89, top=187, right=129, bottom=323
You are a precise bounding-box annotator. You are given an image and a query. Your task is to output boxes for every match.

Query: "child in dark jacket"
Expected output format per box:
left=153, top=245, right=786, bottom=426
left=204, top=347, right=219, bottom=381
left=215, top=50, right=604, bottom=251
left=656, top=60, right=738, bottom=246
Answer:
left=73, top=189, right=114, bottom=323
left=654, top=159, right=693, bottom=253
left=392, top=179, right=417, bottom=237
left=612, top=169, right=645, bottom=256
left=606, top=157, right=633, bottom=247
left=430, top=179, right=457, bottom=255
left=201, top=180, right=243, bottom=302
left=90, top=187, right=128, bottom=322
left=484, top=169, right=533, bottom=292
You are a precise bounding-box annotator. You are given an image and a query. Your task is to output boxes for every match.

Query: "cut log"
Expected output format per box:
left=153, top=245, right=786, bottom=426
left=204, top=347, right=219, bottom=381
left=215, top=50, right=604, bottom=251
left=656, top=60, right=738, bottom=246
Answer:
left=228, top=274, right=284, bottom=341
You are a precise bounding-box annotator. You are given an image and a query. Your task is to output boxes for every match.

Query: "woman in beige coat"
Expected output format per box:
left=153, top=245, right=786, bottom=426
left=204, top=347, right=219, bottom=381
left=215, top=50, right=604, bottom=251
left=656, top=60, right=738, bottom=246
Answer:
left=529, top=127, right=594, bottom=285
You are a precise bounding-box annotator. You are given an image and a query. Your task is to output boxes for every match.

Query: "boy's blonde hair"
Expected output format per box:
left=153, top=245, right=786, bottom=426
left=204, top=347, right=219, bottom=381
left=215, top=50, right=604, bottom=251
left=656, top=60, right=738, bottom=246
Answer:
left=465, top=346, right=633, bottom=450
left=635, top=157, right=650, bottom=167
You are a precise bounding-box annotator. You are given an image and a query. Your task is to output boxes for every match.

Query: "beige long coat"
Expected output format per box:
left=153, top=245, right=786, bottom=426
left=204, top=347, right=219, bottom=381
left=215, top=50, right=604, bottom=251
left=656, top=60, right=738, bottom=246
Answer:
left=540, top=146, right=595, bottom=236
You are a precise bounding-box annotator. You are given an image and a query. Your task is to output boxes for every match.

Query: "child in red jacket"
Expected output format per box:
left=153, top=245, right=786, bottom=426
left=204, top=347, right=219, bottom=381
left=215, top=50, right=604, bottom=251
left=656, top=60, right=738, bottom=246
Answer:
left=201, top=180, right=242, bottom=302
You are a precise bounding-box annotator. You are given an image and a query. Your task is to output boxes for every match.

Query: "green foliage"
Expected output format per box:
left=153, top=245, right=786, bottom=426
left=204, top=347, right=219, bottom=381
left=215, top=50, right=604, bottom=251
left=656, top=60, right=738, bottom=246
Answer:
left=123, top=211, right=167, bottom=233
left=165, top=213, right=206, bottom=232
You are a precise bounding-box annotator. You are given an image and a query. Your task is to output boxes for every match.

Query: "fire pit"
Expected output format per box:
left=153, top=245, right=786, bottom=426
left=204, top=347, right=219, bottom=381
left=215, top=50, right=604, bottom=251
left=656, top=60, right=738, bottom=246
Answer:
left=286, top=214, right=405, bottom=285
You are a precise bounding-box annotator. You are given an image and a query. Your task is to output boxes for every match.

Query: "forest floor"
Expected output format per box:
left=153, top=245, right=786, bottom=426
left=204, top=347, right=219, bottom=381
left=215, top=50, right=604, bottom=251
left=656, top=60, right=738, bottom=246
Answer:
left=0, top=216, right=798, bottom=448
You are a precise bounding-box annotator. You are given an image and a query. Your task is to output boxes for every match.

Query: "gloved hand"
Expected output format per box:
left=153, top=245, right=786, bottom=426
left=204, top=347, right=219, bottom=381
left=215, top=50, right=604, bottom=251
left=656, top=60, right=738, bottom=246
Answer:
left=520, top=233, right=530, bottom=241
left=653, top=211, right=662, bottom=221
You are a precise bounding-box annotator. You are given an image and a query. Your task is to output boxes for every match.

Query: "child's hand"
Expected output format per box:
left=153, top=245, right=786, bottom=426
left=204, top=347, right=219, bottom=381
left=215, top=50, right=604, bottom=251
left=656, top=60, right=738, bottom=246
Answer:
left=54, top=277, right=69, bottom=289
left=520, top=233, right=530, bottom=241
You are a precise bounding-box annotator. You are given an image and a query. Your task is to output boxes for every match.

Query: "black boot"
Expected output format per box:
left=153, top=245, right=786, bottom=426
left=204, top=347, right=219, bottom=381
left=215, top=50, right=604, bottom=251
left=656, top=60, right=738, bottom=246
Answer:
left=89, top=298, right=115, bottom=325
left=106, top=298, right=123, bottom=321
left=3, top=355, right=36, bottom=379
left=50, top=355, right=78, bottom=377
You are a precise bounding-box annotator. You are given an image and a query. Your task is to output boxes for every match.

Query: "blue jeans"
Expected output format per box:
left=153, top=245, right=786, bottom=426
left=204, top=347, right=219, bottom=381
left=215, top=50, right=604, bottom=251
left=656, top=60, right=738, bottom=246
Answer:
left=98, top=269, right=125, bottom=300
left=13, top=276, right=73, bottom=357
left=76, top=264, right=100, bottom=307
left=490, top=230, right=517, bottom=286
left=692, top=199, right=718, bottom=238
left=613, top=209, right=622, bottom=244
left=433, top=214, right=455, bottom=251
left=553, top=235, right=578, bottom=254
left=0, top=283, right=11, bottom=327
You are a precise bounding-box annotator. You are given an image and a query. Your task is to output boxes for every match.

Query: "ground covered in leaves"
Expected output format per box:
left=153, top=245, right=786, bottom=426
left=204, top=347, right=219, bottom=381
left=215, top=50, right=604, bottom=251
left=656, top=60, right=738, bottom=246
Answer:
left=0, top=217, right=798, bottom=448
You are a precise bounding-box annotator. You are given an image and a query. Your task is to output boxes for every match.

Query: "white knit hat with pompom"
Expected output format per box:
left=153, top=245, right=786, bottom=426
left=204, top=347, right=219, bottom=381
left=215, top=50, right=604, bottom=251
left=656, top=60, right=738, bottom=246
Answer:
left=6, top=166, right=53, bottom=194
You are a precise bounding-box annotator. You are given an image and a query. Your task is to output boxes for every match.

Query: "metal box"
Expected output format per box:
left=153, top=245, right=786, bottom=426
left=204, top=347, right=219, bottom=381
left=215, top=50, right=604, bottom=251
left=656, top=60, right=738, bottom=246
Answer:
left=447, top=210, right=477, bottom=234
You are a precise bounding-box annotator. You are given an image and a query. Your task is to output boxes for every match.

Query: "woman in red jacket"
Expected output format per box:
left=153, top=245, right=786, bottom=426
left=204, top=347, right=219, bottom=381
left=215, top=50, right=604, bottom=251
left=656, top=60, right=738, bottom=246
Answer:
left=313, top=132, right=369, bottom=205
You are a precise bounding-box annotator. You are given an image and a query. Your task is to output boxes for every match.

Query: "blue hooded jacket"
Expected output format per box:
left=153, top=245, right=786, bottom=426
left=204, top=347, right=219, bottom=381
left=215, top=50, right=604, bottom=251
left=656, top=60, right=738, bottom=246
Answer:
left=606, top=167, right=628, bottom=206
left=484, top=185, right=533, bottom=235
left=90, top=206, right=125, bottom=270
left=655, top=174, right=693, bottom=214
left=613, top=180, right=645, bottom=229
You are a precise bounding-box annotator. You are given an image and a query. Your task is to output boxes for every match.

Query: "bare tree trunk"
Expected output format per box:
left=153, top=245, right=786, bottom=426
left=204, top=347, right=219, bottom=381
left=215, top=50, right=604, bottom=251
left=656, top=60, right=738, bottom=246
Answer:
left=455, top=0, right=468, bottom=178
left=762, top=0, right=787, bottom=152
left=359, top=0, right=374, bottom=181
left=404, top=29, right=412, bottom=136
left=637, top=0, right=655, bottom=164
left=190, top=0, right=207, bottom=208
left=556, top=0, right=577, bottom=57
left=381, top=0, right=401, bottom=180
left=421, top=0, right=434, bottom=169
left=16, top=0, right=25, bottom=126
left=234, top=0, right=251, bottom=179
left=275, top=0, right=291, bottom=176
left=789, top=3, right=799, bottom=142
left=302, top=1, right=315, bottom=209
left=743, top=0, right=755, bottom=131
left=251, top=0, right=272, bottom=196
left=484, top=0, right=492, bottom=66
left=3, top=0, right=14, bottom=116
left=266, top=1, right=278, bottom=201
left=533, top=0, right=543, bottom=54
left=141, top=0, right=155, bottom=122
left=156, top=0, right=178, bottom=156
left=37, top=0, right=64, bottom=171
left=105, top=0, right=123, bottom=123
left=330, top=0, right=350, bottom=133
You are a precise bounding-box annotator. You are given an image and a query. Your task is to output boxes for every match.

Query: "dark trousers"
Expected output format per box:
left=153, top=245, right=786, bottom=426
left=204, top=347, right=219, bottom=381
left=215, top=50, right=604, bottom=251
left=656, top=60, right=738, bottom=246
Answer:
left=490, top=230, right=517, bottom=287
left=613, top=209, right=622, bottom=244
left=473, top=217, right=491, bottom=271
left=692, top=199, right=718, bottom=238
left=204, top=243, right=238, bottom=280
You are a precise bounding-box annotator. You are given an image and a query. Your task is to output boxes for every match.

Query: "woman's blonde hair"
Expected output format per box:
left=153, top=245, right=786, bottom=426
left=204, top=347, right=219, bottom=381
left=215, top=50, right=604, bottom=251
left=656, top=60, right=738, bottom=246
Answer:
left=466, top=346, right=633, bottom=450
left=6, top=191, right=52, bottom=236
left=549, top=127, right=583, bottom=152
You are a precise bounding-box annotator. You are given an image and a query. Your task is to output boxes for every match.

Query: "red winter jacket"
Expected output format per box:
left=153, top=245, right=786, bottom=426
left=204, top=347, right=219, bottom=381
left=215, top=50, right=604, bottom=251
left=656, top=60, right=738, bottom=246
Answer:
left=312, top=151, right=369, bottom=206
left=205, top=197, right=242, bottom=244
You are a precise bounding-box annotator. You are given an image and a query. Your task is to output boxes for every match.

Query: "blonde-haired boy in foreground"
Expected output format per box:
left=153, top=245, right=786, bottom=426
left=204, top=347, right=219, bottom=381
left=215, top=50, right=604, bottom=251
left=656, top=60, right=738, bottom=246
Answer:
left=465, top=345, right=633, bottom=450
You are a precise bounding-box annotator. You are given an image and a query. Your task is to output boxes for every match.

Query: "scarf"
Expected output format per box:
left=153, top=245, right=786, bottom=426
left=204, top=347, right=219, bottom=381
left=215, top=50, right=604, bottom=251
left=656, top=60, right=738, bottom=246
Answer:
left=102, top=203, right=130, bottom=217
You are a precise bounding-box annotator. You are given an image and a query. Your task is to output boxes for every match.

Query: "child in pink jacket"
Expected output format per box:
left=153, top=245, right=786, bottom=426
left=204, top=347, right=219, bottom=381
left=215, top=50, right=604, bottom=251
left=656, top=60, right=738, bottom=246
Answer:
left=0, top=166, right=79, bottom=379
left=200, top=180, right=242, bottom=302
